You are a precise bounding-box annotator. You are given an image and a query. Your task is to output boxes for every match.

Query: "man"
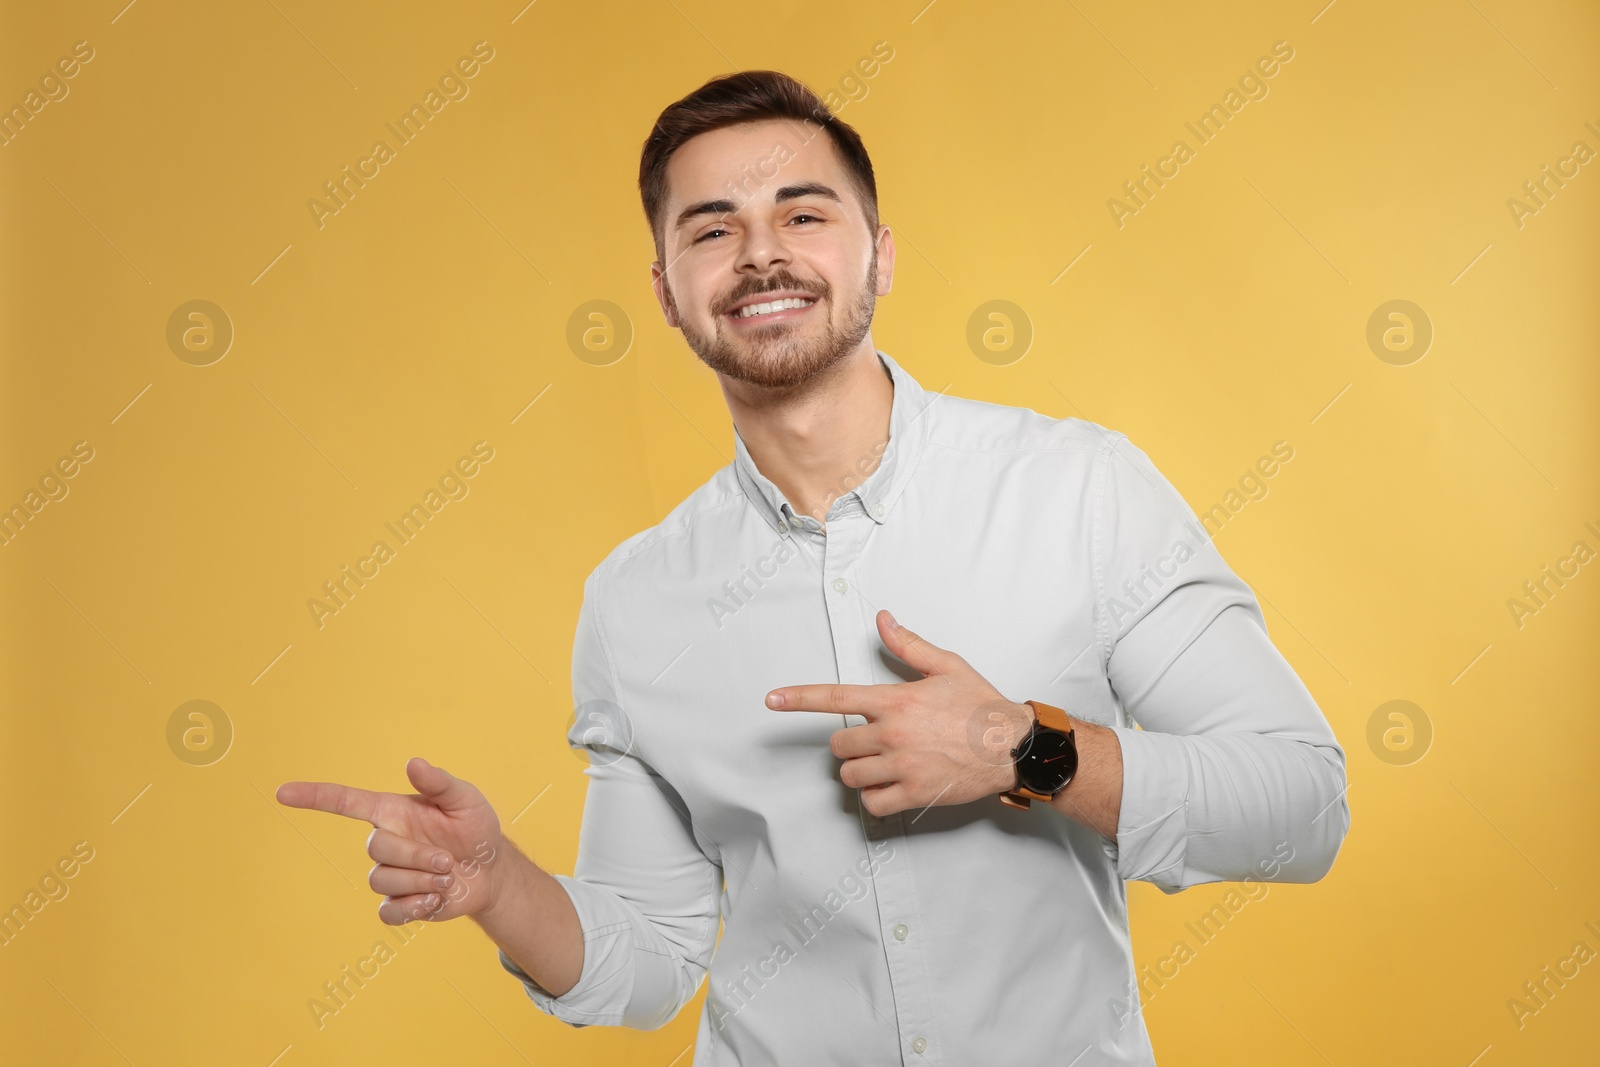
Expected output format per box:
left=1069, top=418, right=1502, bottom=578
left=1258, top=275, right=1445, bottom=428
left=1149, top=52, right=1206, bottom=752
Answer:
left=278, top=70, right=1349, bottom=1065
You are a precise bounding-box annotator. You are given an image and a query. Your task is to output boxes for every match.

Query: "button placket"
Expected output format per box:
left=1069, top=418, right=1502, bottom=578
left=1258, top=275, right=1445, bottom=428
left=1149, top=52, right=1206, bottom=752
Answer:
left=820, top=513, right=868, bottom=724
left=820, top=512, right=941, bottom=1065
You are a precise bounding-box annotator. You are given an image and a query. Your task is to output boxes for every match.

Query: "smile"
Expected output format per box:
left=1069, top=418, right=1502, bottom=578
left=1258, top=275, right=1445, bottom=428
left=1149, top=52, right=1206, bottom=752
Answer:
left=725, top=296, right=818, bottom=324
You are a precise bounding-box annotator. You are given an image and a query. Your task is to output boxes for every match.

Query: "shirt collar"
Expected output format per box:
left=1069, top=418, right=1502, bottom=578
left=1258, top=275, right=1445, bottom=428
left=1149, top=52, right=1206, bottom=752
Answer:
left=732, top=349, right=935, bottom=539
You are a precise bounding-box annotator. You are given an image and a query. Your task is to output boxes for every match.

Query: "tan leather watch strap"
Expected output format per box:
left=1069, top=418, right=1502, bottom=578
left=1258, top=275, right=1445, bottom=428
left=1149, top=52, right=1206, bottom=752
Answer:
left=998, top=700, right=1076, bottom=810
left=1025, top=699, right=1072, bottom=733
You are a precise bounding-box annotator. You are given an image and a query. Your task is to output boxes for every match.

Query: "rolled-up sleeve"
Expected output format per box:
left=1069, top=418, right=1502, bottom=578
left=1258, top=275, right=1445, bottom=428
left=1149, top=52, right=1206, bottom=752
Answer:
left=498, top=569, right=722, bottom=1029
left=1090, top=431, right=1350, bottom=893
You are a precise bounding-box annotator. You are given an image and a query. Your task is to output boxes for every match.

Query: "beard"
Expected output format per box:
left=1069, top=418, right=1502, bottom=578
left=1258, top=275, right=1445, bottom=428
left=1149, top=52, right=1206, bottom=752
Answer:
left=666, top=251, right=877, bottom=390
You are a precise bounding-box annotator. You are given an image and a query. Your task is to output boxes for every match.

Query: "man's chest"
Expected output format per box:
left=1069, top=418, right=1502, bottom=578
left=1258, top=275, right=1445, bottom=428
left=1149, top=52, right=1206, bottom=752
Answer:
left=604, top=500, right=1114, bottom=845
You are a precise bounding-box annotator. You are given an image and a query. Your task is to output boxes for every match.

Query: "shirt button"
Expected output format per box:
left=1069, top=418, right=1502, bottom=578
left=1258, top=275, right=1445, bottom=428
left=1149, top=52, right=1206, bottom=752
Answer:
left=892, top=923, right=909, bottom=941
left=873, top=502, right=885, bottom=517
left=911, top=1036, right=927, bottom=1054
left=832, top=578, right=848, bottom=594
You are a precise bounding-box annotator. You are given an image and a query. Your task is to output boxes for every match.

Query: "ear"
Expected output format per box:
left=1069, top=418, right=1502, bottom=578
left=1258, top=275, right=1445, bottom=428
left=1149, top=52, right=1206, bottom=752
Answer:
left=650, top=262, right=680, bottom=328
left=873, top=224, right=895, bottom=297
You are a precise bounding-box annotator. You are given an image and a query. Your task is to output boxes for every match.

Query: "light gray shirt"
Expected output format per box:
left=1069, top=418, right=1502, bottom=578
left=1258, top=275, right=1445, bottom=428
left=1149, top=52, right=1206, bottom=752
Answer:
left=498, top=349, right=1350, bottom=1065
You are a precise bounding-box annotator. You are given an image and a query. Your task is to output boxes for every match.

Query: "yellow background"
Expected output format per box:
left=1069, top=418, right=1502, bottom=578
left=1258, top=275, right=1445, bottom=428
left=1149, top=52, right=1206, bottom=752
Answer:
left=3, top=0, right=1597, bottom=1063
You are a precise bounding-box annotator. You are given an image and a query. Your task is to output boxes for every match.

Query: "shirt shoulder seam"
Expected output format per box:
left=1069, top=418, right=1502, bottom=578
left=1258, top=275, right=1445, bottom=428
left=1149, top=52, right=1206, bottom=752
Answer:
left=588, top=569, right=631, bottom=745
left=1091, top=428, right=1126, bottom=674
left=598, top=480, right=746, bottom=573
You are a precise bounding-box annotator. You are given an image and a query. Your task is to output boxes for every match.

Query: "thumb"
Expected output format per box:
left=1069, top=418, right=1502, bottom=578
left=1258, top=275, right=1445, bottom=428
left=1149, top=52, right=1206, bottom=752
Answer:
left=877, top=609, right=950, bottom=676
left=406, top=757, right=474, bottom=812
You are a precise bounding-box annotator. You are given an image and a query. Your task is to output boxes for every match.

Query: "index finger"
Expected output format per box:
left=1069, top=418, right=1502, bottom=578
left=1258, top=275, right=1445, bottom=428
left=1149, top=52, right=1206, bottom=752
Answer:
left=765, top=683, right=896, bottom=718
left=276, top=780, right=386, bottom=823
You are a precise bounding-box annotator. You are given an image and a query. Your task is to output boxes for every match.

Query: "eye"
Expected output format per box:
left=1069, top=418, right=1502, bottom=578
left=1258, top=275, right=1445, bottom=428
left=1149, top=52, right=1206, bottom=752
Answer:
left=694, top=213, right=823, bottom=245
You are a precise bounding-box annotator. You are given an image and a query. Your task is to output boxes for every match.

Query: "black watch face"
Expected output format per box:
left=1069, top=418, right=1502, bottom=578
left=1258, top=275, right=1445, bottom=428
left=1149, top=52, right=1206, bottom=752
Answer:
left=1017, top=729, right=1077, bottom=794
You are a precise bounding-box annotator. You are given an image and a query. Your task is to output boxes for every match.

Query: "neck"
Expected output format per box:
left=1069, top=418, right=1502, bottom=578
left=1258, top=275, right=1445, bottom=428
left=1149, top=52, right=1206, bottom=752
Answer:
left=721, top=345, right=894, bottom=527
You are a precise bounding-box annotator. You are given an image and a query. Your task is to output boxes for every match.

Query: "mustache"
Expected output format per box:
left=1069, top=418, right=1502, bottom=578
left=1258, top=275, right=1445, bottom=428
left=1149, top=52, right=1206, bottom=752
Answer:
left=717, top=276, right=826, bottom=314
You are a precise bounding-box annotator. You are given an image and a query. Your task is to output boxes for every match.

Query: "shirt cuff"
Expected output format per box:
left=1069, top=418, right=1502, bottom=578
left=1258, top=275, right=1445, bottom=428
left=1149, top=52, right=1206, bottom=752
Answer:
left=1101, top=725, right=1191, bottom=892
left=496, top=873, right=636, bottom=1027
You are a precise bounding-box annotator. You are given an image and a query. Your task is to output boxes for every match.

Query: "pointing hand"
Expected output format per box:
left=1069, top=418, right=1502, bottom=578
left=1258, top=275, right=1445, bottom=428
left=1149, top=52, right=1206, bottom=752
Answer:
left=276, top=757, right=507, bottom=925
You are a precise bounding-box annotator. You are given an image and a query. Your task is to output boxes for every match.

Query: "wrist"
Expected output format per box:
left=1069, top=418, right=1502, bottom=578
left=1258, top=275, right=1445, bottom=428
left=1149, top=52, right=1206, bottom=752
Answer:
left=998, top=700, right=1081, bottom=804
left=992, top=700, right=1036, bottom=794
left=474, top=834, right=531, bottom=924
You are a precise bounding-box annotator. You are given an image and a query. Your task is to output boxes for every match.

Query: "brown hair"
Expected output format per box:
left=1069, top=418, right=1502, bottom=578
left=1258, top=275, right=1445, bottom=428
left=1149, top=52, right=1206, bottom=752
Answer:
left=638, top=70, right=879, bottom=263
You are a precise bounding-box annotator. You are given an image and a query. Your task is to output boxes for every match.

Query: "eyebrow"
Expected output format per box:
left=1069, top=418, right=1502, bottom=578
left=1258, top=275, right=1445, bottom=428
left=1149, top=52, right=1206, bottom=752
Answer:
left=673, top=181, right=844, bottom=231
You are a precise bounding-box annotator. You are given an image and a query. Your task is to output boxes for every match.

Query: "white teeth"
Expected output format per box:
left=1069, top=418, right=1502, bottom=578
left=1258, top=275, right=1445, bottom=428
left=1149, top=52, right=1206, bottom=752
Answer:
left=736, top=297, right=815, bottom=318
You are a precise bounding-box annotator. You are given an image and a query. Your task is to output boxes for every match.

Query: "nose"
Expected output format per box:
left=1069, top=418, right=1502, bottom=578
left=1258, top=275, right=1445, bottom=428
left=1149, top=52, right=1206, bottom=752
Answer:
left=734, top=214, right=791, bottom=276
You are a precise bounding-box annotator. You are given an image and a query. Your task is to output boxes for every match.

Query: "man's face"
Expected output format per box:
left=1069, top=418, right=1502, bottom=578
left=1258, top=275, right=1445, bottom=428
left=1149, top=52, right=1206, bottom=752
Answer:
left=650, top=118, right=894, bottom=390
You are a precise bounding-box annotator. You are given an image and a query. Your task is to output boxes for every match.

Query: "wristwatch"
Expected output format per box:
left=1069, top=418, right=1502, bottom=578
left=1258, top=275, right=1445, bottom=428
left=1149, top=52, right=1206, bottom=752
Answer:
left=998, top=700, right=1079, bottom=809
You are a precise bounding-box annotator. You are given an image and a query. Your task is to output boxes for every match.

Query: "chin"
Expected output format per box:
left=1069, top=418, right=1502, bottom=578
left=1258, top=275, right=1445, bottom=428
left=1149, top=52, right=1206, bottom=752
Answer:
left=679, top=284, right=875, bottom=390
left=678, top=316, right=832, bottom=389
left=716, top=343, right=842, bottom=390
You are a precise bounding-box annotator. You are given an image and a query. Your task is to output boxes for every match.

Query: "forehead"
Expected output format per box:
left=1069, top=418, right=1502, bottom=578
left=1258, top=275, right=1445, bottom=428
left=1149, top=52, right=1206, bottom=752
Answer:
left=663, top=118, right=852, bottom=215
